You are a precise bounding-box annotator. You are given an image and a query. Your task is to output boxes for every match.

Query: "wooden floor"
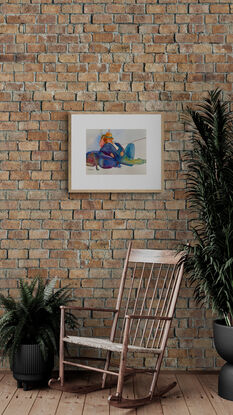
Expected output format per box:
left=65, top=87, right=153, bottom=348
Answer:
left=0, top=371, right=233, bottom=415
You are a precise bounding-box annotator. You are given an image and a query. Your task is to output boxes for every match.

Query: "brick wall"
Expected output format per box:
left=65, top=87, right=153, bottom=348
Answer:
left=0, top=0, right=231, bottom=370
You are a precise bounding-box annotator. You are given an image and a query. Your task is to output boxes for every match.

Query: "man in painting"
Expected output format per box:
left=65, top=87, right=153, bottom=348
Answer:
left=99, top=131, right=135, bottom=164
left=86, top=130, right=145, bottom=170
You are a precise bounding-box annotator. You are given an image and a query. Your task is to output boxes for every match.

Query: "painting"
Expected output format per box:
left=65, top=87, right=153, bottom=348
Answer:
left=86, top=129, right=146, bottom=175
left=69, top=113, right=163, bottom=192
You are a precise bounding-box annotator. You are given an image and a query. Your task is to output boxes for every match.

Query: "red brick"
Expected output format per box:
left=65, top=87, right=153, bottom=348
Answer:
left=104, top=102, right=124, bottom=112
left=93, top=33, right=114, bottom=42
left=0, top=260, right=17, bottom=268
left=210, top=4, right=229, bottom=13
left=29, top=230, right=49, bottom=239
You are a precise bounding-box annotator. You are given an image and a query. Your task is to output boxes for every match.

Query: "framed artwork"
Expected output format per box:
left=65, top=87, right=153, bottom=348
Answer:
left=68, top=113, right=163, bottom=193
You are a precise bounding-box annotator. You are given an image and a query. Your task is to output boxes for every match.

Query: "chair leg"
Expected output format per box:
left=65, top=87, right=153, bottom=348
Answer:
left=116, top=317, right=130, bottom=397
left=149, top=353, right=162, bottom=397
left=59, top=348, right=64, bottom=387
left=149, top=352, right=177, bottom=400
left=116, top=349, right=126, bottom=396
left=59, top=307, right=65, bottom=387
left=109, top=317, right=130, bottom=403
left=102, top=351, right=112, bottom=388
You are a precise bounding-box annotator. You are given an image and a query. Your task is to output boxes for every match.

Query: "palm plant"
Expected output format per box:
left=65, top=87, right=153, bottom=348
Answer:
left=0, top=277, right=77, bottom=365
left=182, top=89, right=233, bottom=326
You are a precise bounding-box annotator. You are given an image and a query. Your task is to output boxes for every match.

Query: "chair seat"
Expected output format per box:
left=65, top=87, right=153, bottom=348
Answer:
left=63, top=336, right=162, bottom=354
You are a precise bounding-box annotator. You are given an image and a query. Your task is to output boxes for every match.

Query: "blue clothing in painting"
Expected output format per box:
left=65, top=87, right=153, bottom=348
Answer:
left=124, top=143, right=135, bottom=160
left=100, top=142, right=135, bottom=164
left=100, top=142, right=124, bottom=162
left=86, top=151, right=118, bottom=169
left=86, top=136, right=145, bottom=170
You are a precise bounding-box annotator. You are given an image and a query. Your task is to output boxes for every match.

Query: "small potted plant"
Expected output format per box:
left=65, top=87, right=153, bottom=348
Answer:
left=181, top=89, right=233, bottom=400
left=0, top=277, right=77, bottom=390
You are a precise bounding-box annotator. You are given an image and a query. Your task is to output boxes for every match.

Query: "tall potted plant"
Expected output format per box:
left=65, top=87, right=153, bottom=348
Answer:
left=182, top=89, right=233, bottom=400
left=0, top=277, right=77, bottom=390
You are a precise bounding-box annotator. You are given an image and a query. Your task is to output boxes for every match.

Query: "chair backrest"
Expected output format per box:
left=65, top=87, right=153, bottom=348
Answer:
left=111, top=242, right=184, bottom=350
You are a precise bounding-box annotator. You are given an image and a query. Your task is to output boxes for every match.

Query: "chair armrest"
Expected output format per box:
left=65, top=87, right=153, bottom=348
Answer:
left=60, top=306, right=117, bottom=313
left=126, top=314, right=172, bottom=321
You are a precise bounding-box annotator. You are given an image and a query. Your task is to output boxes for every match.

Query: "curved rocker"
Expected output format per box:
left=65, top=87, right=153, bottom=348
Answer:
left=48, top=372, right=134, bottom=394
left=108, top=381, right=177, bottom=409
left=49, top=376, right=116, bottom=394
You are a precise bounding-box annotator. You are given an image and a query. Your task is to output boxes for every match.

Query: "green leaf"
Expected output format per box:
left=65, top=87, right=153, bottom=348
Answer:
left=180, top=89, right=233, bottom=326
left=0, top=276, right=78, bottom=363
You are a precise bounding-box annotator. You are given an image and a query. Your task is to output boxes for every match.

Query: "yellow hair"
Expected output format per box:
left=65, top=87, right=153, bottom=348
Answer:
left=101, top=131, right=114, bottom=143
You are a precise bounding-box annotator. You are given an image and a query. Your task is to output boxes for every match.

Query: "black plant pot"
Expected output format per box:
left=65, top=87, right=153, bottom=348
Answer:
left=213, top=319, right=233, bottom=401
left=12, top=344, right=54, bottom=391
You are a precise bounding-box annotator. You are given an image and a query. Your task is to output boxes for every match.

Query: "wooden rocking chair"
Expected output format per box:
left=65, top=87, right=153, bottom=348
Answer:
left=49, top=242, right=184, bottom=409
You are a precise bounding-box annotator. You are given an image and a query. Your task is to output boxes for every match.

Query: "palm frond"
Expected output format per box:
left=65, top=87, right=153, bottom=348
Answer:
left=181, top=89, right=233, bottom=326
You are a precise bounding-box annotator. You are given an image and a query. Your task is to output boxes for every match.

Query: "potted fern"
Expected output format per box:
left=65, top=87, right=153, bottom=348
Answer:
left=182, top=89, right=233, bottom=400
left=0, top=277, right=77, bottom=391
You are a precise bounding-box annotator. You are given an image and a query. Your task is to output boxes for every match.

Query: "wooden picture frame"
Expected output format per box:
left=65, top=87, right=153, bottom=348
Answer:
left=68, top=113, right=164, bottom=193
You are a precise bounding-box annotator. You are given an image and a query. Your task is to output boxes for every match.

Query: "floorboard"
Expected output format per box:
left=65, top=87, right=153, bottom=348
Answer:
left=176, top=373, right=217, bottom=415
left=135, top=373, right=163, bottom=415
left=56, top=390, right=86, bottom=415
left=28, top=387, right=62, bottom=415
left=198, top=374, right=233, bottom=415
left=0, top=373, right=18, bottom=414
left=2, top=385, right=39, bottom=415
left=83, top=374, right=110, bottom=415
left=110, top=375, right=135, bottom=415
left=55, top=372, right=89, bottom=415
left=160, top=373, right=189, bottom=415
left=0, top=371, right=233, bottom=415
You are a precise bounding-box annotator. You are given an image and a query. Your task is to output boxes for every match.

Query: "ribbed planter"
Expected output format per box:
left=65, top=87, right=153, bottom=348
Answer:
left=213, top=319, right=233, bottom=401
left=12, top=344, right=54, bottom=391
